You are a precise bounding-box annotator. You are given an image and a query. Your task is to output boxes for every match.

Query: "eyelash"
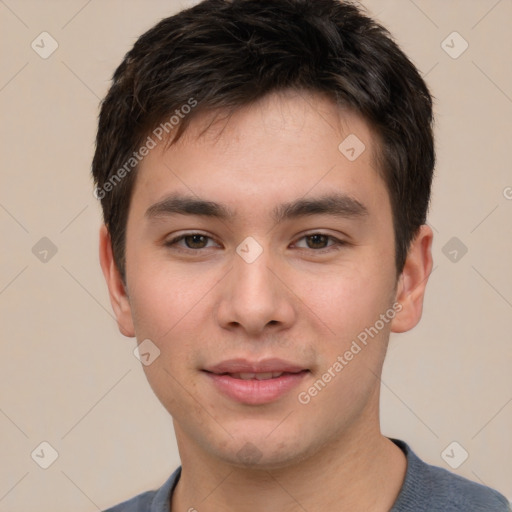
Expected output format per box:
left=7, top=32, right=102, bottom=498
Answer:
left=164, top=232, right=347, bottom=254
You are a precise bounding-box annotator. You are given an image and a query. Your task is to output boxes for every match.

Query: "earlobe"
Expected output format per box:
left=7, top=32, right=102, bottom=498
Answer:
left=391, top=224, right=433, bottom=334
left=98, top=225, right=136, bottom=338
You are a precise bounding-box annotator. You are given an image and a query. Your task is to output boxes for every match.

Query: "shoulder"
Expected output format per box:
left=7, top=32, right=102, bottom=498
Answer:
left=391, top=439, right=510, bottom=512
left=103, top=490, right=155, bottom=512
left=102, top=467, right=182, bottom=512
left=425, top=462, right=510, bottom=511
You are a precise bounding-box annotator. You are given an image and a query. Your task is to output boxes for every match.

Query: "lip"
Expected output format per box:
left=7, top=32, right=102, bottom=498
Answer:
left=203, top=358, right=309, bottom=405
left=204, top=358, right=307, bottom=374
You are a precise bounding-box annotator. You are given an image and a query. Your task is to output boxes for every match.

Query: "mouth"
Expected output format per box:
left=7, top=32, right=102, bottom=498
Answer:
left=203, top=357, right=308, bottom=375
left=215, top=371, right=302, bottom=380
left=202, top=359, right=310, bottom=404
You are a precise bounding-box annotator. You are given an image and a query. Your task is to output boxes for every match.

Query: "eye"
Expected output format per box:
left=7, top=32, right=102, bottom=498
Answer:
left=164, top=233, right=220, bottom=251
left=293, top=233, right=346, bottom=252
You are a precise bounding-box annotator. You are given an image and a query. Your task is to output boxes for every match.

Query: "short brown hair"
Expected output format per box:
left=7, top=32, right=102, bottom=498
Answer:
left=92, top=0, right=435, bottom=282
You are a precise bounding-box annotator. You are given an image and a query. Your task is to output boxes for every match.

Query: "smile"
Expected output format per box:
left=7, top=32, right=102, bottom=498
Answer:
left=227, top=371, right=290, bottom=380
left=202, top=363, right=310, bottom=405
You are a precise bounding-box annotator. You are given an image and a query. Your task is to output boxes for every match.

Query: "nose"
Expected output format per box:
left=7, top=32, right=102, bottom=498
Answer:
left=215, top=245, right=296, bottom=337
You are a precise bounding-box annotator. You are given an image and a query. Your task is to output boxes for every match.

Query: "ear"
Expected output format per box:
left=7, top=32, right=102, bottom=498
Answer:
left=391, top=224, right=433, bottom=333
left=98, top=225, right=135, bottom=337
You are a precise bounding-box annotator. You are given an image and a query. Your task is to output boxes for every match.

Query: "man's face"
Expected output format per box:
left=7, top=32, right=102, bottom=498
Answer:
left=122, top=91, right=399, bottom=468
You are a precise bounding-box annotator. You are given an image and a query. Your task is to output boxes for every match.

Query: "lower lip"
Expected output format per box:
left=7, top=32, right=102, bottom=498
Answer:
left=204, top=371, right=309, bottom=405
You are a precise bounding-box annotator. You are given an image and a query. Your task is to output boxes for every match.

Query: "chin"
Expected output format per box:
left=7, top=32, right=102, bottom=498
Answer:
left=206, top=429, right=315, bottom=471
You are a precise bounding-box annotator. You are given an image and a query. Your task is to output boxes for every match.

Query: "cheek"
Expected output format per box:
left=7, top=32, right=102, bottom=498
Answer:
left=302, top=259, right=394, bottom=339
left=127, top=260, right=217, bottom=340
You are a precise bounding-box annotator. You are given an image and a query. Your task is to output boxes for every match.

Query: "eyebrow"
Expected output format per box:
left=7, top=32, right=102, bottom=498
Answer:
left=145, top=192, right=368, bottom=223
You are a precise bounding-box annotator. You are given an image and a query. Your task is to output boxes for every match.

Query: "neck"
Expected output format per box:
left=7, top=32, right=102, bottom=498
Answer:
left=171, top=421, right=407, bottom=512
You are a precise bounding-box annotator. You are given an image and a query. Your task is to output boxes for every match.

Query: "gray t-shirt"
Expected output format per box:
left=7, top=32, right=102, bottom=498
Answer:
left=104, top=438, right=510, bottom=511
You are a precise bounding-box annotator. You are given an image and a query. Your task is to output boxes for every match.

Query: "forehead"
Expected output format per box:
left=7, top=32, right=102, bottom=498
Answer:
left=131, top=90, right=389, bottom=220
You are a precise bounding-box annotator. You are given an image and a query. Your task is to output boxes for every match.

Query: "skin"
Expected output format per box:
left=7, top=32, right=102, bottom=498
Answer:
left=100, top=90, right=433, bottom=511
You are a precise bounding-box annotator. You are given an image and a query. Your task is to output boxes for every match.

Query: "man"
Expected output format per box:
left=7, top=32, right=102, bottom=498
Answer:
left=92, top=0, right=510, bottom=510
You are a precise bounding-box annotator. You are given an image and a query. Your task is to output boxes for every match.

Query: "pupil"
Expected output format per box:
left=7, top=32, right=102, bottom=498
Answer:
left=186, top=235, right=207, bottom=248
left=308, top=234, right=327, bottom=249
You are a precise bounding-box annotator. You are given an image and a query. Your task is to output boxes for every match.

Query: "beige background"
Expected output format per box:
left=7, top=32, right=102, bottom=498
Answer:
left=1, top=0, right=511, bottom=510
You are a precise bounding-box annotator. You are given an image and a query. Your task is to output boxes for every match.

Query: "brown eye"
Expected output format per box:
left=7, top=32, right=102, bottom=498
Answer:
left=182, top=234, right=209, bottom=249
left=305, top=234, right=330, bottom=249
left=293, top=233, right=346, bottom=253
left=165, top=233, right=217, bottom=251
